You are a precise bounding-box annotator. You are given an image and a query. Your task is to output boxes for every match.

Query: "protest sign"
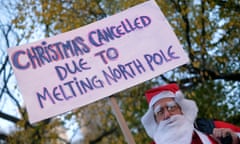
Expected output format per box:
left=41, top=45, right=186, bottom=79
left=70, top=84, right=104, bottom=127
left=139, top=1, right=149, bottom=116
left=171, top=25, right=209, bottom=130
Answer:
left=7, top=0, right=189, bottom=123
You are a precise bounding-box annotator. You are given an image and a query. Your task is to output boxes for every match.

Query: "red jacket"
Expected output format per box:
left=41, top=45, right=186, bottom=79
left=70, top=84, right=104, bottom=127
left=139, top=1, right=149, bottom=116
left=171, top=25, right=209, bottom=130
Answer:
left=214, top=121, right=240, bottom=131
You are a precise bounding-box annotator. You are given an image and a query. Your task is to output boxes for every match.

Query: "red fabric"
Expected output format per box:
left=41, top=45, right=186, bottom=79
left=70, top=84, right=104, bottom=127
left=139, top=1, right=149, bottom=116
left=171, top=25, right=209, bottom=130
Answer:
left=214, top=120, right=240, bottom=132
left=191, top=131, right=203, bottom=144
left=145, top=83, right=179, bottom=104
left=207, top=135, right=218, bottom=144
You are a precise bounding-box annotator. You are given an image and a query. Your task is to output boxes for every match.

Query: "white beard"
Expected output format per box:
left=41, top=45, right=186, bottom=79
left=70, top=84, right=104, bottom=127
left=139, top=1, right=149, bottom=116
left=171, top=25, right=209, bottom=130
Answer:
left=153, top=114, right=194, bottom=144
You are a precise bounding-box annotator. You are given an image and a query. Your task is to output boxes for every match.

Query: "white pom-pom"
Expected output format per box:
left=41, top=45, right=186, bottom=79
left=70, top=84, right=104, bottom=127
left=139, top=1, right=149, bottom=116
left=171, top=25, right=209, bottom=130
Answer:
left=175, top=90, right=184, bottom=102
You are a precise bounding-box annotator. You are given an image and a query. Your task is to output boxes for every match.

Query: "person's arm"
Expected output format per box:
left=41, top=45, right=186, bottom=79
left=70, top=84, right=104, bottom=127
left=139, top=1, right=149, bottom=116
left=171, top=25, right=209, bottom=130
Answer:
left=213, top=121, right=240, bottom=144
left=213, top=128, right=239, bottom=144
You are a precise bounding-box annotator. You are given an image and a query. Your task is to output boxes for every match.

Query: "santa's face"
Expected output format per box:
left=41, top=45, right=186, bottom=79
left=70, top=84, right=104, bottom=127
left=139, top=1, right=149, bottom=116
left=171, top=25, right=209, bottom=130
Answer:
left=152, top=98, right=196, bottom=144
left=153, top=98, right=182, bottom=123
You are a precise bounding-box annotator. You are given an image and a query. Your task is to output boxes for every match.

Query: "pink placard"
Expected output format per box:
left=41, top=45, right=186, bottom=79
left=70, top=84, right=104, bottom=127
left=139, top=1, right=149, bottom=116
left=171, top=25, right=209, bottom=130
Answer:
left=7, top=0, right=189, bottom=123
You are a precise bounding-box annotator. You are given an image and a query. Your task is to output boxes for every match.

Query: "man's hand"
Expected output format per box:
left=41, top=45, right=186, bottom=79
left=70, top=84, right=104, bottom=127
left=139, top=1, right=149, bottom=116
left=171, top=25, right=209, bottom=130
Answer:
left=213, top=128, right=240, bottom=144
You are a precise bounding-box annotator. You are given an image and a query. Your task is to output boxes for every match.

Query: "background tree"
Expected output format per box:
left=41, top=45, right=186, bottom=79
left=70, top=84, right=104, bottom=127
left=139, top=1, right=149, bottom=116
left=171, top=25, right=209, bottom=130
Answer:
left=0, top=0, right=239, bottom=143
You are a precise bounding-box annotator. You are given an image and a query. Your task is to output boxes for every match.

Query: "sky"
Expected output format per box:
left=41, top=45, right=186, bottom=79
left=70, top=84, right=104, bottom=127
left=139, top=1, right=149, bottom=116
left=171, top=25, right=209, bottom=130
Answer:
left=0, top=1, right=17, bottom=135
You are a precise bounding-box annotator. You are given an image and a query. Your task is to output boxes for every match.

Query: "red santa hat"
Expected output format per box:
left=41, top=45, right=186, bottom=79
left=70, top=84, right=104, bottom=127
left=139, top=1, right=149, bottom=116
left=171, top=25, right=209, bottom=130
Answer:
left=141, top=83, right=198, bottom=138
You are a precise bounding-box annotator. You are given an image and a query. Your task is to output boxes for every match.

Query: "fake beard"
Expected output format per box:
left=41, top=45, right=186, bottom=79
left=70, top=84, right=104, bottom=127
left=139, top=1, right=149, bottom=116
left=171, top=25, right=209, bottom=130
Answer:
left=153, top=114, right=194, bottom=144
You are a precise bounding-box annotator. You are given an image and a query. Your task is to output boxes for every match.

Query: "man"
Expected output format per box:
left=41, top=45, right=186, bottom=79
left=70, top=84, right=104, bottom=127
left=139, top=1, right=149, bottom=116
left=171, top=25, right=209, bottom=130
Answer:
left=141, top=83, right=240, bottom=144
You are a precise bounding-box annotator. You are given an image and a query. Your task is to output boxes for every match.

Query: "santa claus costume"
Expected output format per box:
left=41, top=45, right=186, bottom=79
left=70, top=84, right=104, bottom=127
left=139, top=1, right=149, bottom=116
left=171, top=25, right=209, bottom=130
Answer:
left=141, top=83, right=240, bottom=144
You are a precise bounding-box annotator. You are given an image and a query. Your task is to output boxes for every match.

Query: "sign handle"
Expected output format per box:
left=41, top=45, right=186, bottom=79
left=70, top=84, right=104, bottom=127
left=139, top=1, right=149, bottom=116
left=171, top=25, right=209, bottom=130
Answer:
left=109, top=96, right=136, bottom=144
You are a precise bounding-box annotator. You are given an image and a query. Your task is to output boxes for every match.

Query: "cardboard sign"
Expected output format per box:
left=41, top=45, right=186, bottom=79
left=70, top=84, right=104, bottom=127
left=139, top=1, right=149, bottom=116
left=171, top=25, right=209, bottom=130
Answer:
left=7, top=0, right=189, bottom=123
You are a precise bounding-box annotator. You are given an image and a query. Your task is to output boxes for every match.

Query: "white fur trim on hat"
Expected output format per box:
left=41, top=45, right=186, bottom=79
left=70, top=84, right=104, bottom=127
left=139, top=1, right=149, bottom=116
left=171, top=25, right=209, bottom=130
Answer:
left=141, top=90, right=198, bottom=138
left=149, top=91, right=176, bottom=108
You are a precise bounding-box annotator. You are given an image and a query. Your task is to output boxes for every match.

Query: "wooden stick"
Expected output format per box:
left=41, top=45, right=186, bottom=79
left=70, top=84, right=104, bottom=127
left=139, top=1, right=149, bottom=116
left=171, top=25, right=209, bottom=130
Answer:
left=109, top=96, right=136, bottom=144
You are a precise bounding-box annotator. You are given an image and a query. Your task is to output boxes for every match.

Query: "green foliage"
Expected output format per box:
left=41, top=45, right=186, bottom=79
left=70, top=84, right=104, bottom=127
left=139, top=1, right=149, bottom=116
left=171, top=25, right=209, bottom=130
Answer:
left=6, top=109, right=66, bottom=144
left=1, top=0, right=239, bottom=143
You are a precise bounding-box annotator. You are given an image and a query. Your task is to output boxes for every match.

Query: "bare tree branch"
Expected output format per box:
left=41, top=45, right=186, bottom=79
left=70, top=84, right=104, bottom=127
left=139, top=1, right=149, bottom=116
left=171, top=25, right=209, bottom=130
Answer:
left=0, top=111, right=20, bottom=124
